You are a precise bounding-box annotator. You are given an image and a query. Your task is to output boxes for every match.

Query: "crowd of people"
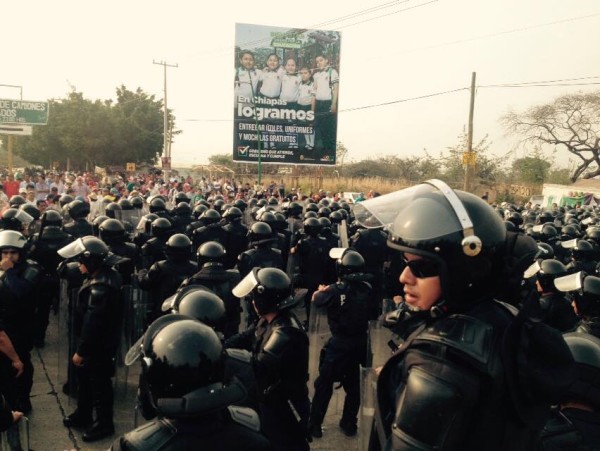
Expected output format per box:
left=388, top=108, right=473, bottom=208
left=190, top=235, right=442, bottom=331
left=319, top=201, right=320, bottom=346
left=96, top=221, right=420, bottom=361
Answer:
left=0, top=169, right=597, bottom=450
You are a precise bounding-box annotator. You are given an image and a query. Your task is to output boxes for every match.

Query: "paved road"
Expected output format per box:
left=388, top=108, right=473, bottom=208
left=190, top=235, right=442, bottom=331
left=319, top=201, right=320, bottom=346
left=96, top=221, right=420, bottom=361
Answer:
left=22, top=308, right=361, bottom=451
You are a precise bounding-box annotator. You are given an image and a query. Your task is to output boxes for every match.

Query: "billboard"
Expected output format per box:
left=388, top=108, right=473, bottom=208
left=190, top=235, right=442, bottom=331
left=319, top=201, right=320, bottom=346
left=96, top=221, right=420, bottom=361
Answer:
left=233, top=23, right=341, bottom=166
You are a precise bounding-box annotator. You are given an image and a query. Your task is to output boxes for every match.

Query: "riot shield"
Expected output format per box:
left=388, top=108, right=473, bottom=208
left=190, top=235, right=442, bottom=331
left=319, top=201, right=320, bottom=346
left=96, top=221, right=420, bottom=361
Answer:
left=307, top=303, right=331, bottom=390
left=1, top=416, right=29, bottom=451
left=366, top=298, right=397, bottom=368
left=339, top=219, right=349, bottom=247
left=57, top=277, right=78, bottom=406
left=359, top=367, right=377, bottom=451
left=113, top=284, right=141, bottom=433
left=128, top=276, right=152, bottom=349
left=286, top=218, right=300, bottom=286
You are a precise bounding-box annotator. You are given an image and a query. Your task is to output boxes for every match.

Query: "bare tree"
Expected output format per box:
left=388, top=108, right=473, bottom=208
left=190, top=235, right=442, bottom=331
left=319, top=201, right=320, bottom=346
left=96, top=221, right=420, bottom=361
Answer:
left=503, top=92, right=600, bottom=182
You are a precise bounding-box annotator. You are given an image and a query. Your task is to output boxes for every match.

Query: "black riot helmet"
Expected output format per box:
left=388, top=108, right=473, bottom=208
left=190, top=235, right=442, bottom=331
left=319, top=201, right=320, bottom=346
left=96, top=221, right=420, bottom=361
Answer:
left=165, top=233, right=192, bottom=262
left=355, top=180, right=506, bottom=309
left=149, top=197, right=167, bottom=213
left=561, top=333, right=600, bottom=410
left=536, top=242, right=555, bottom=260
left=0, top=208, right=33, bottom=231
left=267, top=196, right=278, bottom=206
left=339, top=201, right=351, bottom=213
left=41, top=210, right=63, bottom=229
left=329, top=210, right=343, bottom=225
left=67, top=200, right=90, bottom=219
left=330, top=201, right=340, bottom=212
left=256, top=198, right=267, bottom=208
left=196, top=241, right=226, bottom=267
left=304, top=211, right=317, bottom=220
left=317, top=206, right=332, bottom=218
left=258, top=211, right=277, bottom=227
left=287, top=201, right=303, bottom=218
left=151, top=217, right=172, bottom=239
left=174, top=192, right=189, bottom=205
left=174, top=202, right=192, bottom=217
left=305, top=203, right=318, bottom=213
left=19, top=204, right=40, bottom=221
left=105, top=202, right=122, bottom=219
left=130, top=196, right=144, bottom=210
left=98, top=218, right=126, bottom=244
left=233, top=199, right=247, bottom=212
left=248, top=221, right=275, bottom=246
left=171, top=288, right=226, bottom=332
left=200, top=209, right=221, bottom=225
left=571, top=239, right=595, bottom=261
left=233, top=267, right=295, bottom=314
left=586, top=226, right=600, bottom=246
left=331, top=248, right=368, bottom=281
left=525, top=258, right=567, bottom=293
left=303, top=217, right=321, bottom=237
left=507, top=211, right=523, bottom=228
left=192, top=204, right=208, bottom=220
left=273, top=213, right=287, bottom=232
left=92, top=215, right=109, bottom=236
left=133, top=318, right=236, bottom=412
left=539, top=223, right=558, bottom=243
left=57, top=235, right=116, bottom=274
left=537, top=211, right=554, bottom=224
left=59, top=194, right=74, bottom=208
left=9, top=195, right=27, bottom=208
left=504, top=221, right=517, bottom=233
left=318, top=217, right=332, bottom=233
left=117, top=198, right=133, bottom=211
left=223, top=206, right=243, bottom=223
left=212, top=199, right=226, bottom=215
left=561, top=224, right=579, bottom=240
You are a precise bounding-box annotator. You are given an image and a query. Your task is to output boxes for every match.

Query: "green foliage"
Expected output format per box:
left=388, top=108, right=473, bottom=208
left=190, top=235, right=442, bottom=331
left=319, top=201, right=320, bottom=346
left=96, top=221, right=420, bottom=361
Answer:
left=14, top=86, right=165, bottom=170
left=511, top=149, right=552, bottom=184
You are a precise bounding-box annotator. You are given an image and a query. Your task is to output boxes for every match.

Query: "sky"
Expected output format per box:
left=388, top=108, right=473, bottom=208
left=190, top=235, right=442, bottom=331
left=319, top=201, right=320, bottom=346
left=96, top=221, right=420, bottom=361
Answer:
left=2, top=0, right=600, bottom=169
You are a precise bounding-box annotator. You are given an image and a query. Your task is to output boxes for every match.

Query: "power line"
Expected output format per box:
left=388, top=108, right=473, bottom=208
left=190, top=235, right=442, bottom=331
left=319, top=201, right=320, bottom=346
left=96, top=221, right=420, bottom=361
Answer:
left=479, top=75, right=600, bottom=87
left=336, top=0, right=438, bottom=30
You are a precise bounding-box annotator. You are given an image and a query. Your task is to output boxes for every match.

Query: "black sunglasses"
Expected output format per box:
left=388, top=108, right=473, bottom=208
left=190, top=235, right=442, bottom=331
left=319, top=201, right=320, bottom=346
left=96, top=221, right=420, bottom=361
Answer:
left=402, top=257, right=440, bottom=278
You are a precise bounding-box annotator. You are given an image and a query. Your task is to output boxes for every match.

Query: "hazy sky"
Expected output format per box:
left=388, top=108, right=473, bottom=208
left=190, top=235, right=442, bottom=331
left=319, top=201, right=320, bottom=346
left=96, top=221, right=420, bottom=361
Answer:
left=3, top=0, right=600, bottom=168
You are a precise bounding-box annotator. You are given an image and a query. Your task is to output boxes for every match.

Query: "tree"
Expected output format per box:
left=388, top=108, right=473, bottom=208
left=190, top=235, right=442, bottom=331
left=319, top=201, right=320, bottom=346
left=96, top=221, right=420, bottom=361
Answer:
left=441, top=129, right=505, bottom=187
left=503, top=92, right=600, bottom=182
left=511, top=149, right=551, bottom=185
left=14, top=86, right=166, bottom=170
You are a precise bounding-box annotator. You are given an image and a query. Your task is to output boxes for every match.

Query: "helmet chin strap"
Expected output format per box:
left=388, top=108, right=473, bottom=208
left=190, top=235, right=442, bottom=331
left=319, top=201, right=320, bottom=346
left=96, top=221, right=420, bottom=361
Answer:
left=425, top=179, right=482, bottom=257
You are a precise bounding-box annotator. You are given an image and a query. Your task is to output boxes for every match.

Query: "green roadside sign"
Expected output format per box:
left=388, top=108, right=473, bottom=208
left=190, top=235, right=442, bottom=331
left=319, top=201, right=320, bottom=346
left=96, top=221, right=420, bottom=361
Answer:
left=0, top=98, right=49, bottom=125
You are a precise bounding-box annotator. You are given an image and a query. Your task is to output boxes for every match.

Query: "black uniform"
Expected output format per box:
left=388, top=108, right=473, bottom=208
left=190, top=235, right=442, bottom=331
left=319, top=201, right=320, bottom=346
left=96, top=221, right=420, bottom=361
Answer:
left=351, top=228, right=388, bottom=319
left=309, top=280, right=370, bottom=435
left=227, top=311, right=310, bottom=451
left=538, top=292, right=579, bottom=332
left=295, top=235, right=332, bottom=317
left=73, top=267, right=123, bottom=430
left=110, top=407, right=272, bottom=451
left=138, top=259, right=198, bottom=322
left=192, top=222, right=228, bottom=251
left=140, top=236, right=168, bottom=270
left=223, top=221, right=249, bottom=269
left=28, top=226, right=74, bottom=346
left=0, top=258, right=42, bottom=412
left=179, top=265, right=241, bottom=338
left=373, top=300, right=541, bottom=451
left=238, top=247, right=284, bottom=278
left=106, top=241, right=139, bottom=285
left=538, top=407, right=600, bottom=450
left=63, top=218, right=94, bottom=238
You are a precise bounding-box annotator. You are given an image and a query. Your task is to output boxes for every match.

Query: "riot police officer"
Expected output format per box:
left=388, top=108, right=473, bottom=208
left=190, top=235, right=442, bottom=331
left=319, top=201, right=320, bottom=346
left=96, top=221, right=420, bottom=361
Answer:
left=28, top=210, right=74, bottom=347
left=223, top=207, right=249, bottom=270
left=359, top=180, right=570, bottom=450
left=308, top=249, right=371, bottom=438
left=554, top=271, right=600, bottom=337
left=138, top=233, right=197, bottom=323
left=171, top=202, right=194, bottom=234
left=227, top=268, right=310, bottom=451
left=192, top=209, right=227, bottom=251
left=140, top=217, right=172, bottom=269
left=237, top=222, right=284, bottom=278
left=0, top=230, right=43, bottom=413
left=58, top=236, right=125, bottom=442
left=63, top=200, right=93, bottom=238
left=538, top=332, right=600, bottom=449
left=99, top=219, right=139, bottom=284
left=178, top=241, right=240, bottom=338
left=114, top=317, right=271, bottom=450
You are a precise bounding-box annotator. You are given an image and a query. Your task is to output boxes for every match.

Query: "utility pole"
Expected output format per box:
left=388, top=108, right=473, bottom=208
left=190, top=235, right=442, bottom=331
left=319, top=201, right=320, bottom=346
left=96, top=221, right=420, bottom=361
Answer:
left=463, top=72, right=476, bottom=192
left=153, top=60, right=178, bottom=180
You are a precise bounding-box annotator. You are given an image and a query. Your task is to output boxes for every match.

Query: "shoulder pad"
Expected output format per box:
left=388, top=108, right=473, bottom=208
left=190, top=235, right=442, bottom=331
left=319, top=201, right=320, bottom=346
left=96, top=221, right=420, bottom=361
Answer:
left=226, top=348, right=252, bottom=364
left=22, top=262, right=43, bottom=283
left=123, top=419, right=176, bottom=450
left=415, top=314, right=495, bottom=366
left=89, top=284, right=111, bottom=307
left=227, top=405, right=261, bottom=432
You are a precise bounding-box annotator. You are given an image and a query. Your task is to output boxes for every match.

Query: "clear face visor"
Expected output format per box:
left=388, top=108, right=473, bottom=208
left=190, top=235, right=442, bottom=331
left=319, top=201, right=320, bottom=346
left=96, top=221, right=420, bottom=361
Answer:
left=121, top=209, right=141, bottom=225
left=232, top=269, right=260, bottom=298
left=329, top=247, right=347, bottom=259
left=523, top=261, right=541, bottom=279
left=561, top=238, right=578, bottom=249
left=14, top=210, right=34, bottom=224
left=354, top=180, right=471, bottom=241
left=57, top=238, right=86, bottom=259
left=554, top=271, right=584, bottom=292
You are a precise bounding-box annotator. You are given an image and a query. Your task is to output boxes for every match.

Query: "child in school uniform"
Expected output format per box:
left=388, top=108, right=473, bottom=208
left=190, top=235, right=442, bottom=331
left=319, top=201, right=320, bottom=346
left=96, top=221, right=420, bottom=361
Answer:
left=297, top=66, right=316, bottom=154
